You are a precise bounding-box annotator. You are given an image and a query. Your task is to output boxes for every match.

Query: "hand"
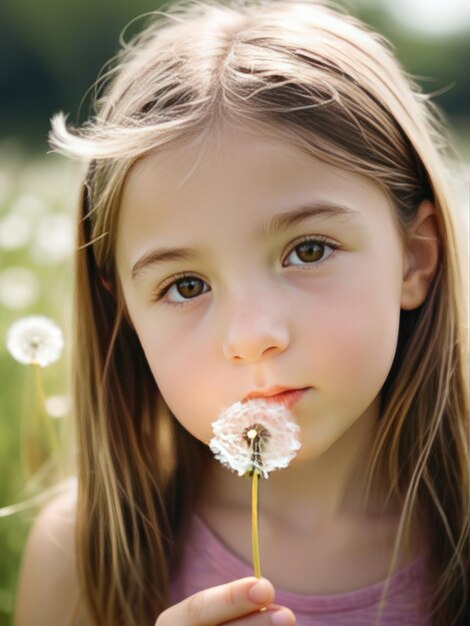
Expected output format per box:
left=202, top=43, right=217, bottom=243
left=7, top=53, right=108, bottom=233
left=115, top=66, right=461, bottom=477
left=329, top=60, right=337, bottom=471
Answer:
left=155, top=576, right=296, bottom=625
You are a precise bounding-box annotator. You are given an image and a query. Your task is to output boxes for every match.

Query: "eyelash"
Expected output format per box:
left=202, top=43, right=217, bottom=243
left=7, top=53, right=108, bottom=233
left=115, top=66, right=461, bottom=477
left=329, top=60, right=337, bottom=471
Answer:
left=151, top=235, right=340, bottom=307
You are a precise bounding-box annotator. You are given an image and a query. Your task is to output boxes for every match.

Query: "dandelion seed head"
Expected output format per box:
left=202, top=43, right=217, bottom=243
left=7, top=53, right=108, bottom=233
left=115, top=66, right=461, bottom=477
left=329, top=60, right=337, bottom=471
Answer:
left=242, top=423, right=271, bottom=447
left=6, top=315, right=64, bottom=367
left=209, top=399, right=301, bottom=479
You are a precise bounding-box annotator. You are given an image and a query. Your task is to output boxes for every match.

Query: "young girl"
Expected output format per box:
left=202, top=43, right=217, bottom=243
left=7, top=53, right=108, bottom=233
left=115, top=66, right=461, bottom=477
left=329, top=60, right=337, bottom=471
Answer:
left=14, top=0, right=469, bottom=625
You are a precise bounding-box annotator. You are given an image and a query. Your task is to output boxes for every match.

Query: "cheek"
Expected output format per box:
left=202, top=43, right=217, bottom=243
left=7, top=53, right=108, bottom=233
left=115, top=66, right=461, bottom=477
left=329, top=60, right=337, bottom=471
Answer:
left=322, top=301, right=399, bottom=390
left=305, top=266, right=401, bottom=397
left=137, top=322, right=214, bottom=442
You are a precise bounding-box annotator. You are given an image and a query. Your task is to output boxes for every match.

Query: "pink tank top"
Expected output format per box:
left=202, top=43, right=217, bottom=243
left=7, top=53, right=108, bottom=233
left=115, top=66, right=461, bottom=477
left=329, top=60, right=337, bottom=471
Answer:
left=169, top=512, right=434, bottom=625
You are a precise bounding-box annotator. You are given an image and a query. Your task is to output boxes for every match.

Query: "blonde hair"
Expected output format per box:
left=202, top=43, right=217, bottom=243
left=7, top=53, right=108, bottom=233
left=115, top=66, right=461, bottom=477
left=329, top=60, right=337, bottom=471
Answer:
left=49, top=1, right=469, bottom=624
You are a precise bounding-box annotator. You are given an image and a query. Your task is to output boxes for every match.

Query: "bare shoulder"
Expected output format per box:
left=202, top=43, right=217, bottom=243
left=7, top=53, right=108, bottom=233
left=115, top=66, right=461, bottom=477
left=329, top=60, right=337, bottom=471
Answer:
left=14, top=477, right=90, bottom=626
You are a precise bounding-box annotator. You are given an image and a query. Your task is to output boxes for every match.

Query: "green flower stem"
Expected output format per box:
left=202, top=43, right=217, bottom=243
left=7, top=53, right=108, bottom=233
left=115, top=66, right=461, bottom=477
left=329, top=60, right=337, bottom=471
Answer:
left=251, top=468, right=261, bottom=578
left=32, top=362, right=59, bottom=453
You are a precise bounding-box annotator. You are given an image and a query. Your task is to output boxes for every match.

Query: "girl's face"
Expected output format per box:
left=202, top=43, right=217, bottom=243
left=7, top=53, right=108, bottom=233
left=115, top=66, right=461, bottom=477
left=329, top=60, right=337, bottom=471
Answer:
left=115, top=127, right=406, bottom=465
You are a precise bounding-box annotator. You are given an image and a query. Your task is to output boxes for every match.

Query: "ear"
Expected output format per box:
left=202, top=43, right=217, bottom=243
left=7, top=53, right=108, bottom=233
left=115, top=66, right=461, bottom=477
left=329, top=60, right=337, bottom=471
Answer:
left=400, top=199, right=440, bottom=310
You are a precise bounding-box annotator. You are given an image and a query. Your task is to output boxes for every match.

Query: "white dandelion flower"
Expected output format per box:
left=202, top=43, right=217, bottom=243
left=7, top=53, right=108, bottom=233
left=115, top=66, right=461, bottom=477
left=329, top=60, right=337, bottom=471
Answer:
left=209, top=398, right=301, bottom=479
left=6, top=315, right=64, bottom=367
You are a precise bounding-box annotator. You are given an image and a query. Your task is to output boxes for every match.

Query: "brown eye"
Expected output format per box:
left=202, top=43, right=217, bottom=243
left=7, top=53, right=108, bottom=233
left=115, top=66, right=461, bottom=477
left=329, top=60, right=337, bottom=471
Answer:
left=296, top=241, right=325, bottom=263
left=283, top=237, right=337, bottom=268
left=152, top=273, right=210, bottom=306
left=174, top=277, right=205, bottom=299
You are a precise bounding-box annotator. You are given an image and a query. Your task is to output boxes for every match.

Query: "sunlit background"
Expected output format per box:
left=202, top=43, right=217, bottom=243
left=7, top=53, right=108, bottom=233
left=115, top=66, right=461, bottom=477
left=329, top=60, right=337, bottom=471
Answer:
left=0, top=1, right=468, bottom=624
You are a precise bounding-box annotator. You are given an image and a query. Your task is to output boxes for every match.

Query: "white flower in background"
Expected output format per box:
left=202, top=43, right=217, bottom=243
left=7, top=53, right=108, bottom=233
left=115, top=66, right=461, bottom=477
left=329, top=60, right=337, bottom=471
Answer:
left=6, top=315, right=64, bottom=367
left=30, top=213, right=75, bottom=264
left=0, top=212, right=33, bottom=250
left=10, top=193, right=47, bottom=221
left=20, top=159, right=79, bottom=204
left=0, top=267, right=40, bottom=309
left=209, top=399, right=301, bottom=479
left=18, top=156, right=84, bottom=207
left=45, top=394, right=71, bottom=418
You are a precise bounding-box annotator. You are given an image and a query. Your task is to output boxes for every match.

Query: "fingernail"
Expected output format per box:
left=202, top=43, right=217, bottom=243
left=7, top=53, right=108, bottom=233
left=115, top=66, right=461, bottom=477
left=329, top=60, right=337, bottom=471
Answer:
left=270, top=608, right=295, bottom=626
left=248, top=578, right=273, bottom=604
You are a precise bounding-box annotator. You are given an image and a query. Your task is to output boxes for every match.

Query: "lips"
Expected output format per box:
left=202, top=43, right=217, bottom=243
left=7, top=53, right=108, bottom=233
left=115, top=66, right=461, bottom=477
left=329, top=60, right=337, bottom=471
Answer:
left=242, top=386, right=310, bottom=409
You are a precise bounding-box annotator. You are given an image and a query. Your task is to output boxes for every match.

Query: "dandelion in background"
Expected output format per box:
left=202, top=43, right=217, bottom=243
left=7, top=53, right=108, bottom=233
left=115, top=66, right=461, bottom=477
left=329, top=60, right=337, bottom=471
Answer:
left=209, top=399, right=301, bottom=578
left=6, top=315, right=64, bottom=367
left=6, top=315, right=64, bottom=459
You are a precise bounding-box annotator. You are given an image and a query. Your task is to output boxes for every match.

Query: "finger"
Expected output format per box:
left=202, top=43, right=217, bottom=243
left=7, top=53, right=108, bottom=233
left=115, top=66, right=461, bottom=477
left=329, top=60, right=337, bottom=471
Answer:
left=222, top=604, right=296, bottom=625
left=156, top=576, right=276, bottom=625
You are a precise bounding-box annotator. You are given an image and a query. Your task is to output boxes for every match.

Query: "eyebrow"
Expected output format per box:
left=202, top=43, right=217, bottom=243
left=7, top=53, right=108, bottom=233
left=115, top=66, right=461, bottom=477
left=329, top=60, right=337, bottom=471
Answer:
left=131, top=202, right=360, bottom=281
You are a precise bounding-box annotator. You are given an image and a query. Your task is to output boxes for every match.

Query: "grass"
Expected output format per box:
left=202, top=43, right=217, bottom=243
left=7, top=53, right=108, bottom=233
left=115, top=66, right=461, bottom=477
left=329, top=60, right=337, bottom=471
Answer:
left=0, top=141, right=84, bottom=626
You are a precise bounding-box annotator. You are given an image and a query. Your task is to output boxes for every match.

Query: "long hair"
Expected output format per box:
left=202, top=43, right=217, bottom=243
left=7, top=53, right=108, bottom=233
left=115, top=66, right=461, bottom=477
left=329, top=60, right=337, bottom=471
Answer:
left=49, top=1, right=469, bottom=624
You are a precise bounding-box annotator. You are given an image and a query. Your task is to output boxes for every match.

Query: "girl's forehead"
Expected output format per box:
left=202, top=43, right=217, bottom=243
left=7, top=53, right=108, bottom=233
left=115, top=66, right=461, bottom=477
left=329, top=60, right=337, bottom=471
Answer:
left=120, top=129, right=384, bottom=212
left=115, top=131, right=397, bottom=279
left=125, top=127, right=302, bottom=187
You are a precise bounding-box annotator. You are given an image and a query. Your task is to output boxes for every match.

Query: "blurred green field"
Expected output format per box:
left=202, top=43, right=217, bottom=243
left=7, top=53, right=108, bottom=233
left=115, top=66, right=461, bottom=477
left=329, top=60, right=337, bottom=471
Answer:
left=0, top=141, right=84, bottom=626
left=0, top=130, right=468, bottom=626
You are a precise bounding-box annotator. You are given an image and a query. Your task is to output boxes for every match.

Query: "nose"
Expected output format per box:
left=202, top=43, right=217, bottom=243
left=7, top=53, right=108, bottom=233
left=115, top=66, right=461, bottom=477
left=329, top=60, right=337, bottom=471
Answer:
left=222, top=293, right=289, bottom=363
